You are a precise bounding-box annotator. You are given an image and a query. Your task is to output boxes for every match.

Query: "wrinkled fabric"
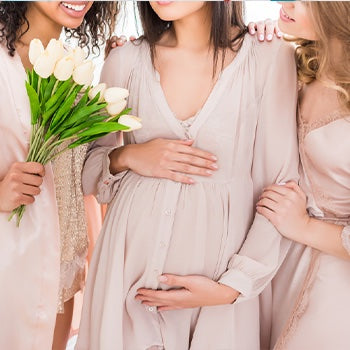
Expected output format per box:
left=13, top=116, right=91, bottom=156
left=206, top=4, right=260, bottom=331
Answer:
left=0, top=45, right=60, bottom=349
left=77, top=35, right=299, bottom=350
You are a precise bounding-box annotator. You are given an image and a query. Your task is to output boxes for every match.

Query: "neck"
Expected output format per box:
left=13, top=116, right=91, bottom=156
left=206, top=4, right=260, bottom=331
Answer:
left=18, top=4, right=62, bottom=48
left=171, top=4, right=212, bottom=51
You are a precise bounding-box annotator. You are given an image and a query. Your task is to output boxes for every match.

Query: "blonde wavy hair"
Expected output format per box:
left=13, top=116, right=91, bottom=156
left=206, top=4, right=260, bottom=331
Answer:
left=292, top=2, right=350, bottom=110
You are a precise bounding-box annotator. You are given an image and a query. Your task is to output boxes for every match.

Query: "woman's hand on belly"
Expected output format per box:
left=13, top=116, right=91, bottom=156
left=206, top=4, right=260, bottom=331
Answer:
left=109, top=138, right=218, bottom=184
left=0, top=162, right=45, bottom=212
left=135, top=274, right=239, bottom=311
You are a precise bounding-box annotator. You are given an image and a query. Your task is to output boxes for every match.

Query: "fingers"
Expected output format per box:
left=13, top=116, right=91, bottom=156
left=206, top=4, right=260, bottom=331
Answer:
left=265, top=19, right=275, bottom=41
left=256, top=21, right=266, bottom=41
left=159, top=274, right=191, bottom=288
left=21, top=173, right=44, bottom=187
left=256, top=197, right=279, bottom=212
left=256, top=205, right=276, bottom=224
left=18, top=184, right=41, bottom=196
left=15, top=162, right=45, bottom=177
left=129, top=35, right=136, bottom=41
left=165, top=170, right=195, bottom=185
left=275, top=21, right=283, bottom=38
left=175, top=143, right=217, bottom=162
left=168, top=161, right=214, bottom=178
left=247, top=22, right=256, bottom=35
left=172, top=153, right=217, bottom=171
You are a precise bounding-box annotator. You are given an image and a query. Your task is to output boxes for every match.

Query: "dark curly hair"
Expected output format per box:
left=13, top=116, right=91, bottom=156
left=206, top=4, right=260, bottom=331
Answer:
left=0, top=1, right=119, bottom=56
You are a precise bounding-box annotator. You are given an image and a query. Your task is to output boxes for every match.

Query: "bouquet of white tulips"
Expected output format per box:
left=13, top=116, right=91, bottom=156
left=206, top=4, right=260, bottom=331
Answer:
left=10, top=38, right=142, bottom=226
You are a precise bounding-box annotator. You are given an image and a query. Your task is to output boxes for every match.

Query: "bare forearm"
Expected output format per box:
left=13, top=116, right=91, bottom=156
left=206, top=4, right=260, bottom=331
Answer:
left=295, top=218, right=350, bottom=260
left=108, top=145, right=133, bottom=175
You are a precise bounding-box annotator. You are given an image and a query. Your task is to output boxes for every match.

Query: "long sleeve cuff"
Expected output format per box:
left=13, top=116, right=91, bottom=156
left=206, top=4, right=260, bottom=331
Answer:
left=96, top=147, right=128, bottom=204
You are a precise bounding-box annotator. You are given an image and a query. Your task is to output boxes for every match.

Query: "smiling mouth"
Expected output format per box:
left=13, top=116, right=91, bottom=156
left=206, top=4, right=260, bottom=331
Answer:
left=281, top=7, right=295, bottom=21
left=61, top=2, right=87, bottom=12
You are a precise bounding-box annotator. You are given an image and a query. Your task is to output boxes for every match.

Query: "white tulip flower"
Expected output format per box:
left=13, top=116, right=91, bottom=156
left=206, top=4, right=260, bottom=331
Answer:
left=118, top=115, right=142, bottom=132
left=54, top=55, right=75, bottom=81
left=88, top=83, right=107, bottom=102
left=46, top=38, right=64, bottom=62
left=71, top=47, right=86, bottom=67
left=29, top=39, right=44, bottom=65
left=106, top=99, right=127, bottom=116
left=72, top=60, right=95, bottom=86
left=34, top=50, right=57, bottom=78
left=104, top=87, right=129, bottom=104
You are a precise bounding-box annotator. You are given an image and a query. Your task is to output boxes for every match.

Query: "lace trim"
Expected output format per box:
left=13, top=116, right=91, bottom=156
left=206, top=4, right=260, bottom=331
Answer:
left=298, top=108, right=348, bottom=141
left=274, top=250, right=320, bottom=350
left=341, top=226, right=350, bottom=256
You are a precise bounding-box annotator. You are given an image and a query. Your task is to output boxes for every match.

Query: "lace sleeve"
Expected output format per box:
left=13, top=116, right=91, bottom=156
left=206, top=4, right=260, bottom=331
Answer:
left=341, top=225, right=350, bottom=255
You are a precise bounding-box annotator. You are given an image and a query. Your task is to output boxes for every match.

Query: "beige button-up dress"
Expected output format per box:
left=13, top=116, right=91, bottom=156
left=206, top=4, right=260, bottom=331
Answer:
left=77, top=35, right=299, bottom=350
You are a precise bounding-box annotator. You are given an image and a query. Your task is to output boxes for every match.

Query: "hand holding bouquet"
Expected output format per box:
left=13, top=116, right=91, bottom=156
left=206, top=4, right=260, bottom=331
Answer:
left=9, top=38, right=141, bottom=226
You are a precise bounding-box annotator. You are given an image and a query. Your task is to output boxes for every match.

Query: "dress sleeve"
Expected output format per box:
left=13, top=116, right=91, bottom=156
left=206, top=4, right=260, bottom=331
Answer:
left=218, top=42, right=300, bottom=302
left=81, top=43, right=138, bottom=203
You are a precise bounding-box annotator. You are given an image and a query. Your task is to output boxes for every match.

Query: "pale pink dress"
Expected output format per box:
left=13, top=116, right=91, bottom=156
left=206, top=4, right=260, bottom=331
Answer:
left=77, top=36, right=299, bottom=350
left=270, top=88, right=350, bottom=349
left=0, top=46, right=61, bottom=349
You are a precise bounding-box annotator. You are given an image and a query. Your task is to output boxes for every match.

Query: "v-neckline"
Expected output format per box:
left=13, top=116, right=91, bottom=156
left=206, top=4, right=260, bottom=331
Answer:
left=145, top=35, right=250, bottom=139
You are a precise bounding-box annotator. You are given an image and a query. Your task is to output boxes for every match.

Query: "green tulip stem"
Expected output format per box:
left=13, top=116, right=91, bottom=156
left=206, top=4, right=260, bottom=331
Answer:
left=51, top=80, right=60, bottom=97
left=37, top=77, right=42, bottom=96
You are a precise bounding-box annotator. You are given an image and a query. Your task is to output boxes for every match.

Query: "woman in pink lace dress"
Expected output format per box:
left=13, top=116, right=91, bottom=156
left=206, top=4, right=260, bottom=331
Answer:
left=257, top=2, right=350, bottom=349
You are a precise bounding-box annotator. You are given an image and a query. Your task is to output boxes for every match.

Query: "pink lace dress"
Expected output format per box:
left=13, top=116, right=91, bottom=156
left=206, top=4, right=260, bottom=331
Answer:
left=271, top=84, right=350, bottom=350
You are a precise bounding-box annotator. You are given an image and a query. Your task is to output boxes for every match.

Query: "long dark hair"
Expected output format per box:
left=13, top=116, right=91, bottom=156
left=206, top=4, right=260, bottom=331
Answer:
left=0, top=1, right=119, bottom=56
left=137, top=1, right=247, bottom=72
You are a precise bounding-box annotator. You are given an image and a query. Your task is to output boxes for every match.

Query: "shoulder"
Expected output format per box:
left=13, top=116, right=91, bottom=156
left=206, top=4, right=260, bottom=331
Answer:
left=105, top=39, right=148, bottom=67
left=101, top=40, right=149, bottom=88
left=246, top=34, right=295, bottom=65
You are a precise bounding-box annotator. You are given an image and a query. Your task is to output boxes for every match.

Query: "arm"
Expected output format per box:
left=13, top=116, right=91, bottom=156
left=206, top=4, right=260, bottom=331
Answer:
left=218, top=41, right=299, bottom=302
left=257, top=182, right=350, bottom=260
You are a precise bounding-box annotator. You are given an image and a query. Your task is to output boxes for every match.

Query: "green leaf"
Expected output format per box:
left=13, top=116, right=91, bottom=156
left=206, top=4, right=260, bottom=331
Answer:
left=75, top=122, right=128, bottom=138
left=107, top=107, right=132, bottom=122
left=59, top=114, right=107, bottom=139
left=87, top=91, right=100, bottom=106
left=63, top=102, right=107, bottom=129
left=43, top=76, right=57, bottom=103
left=50, top=84, right=83, bottom=130
left=25, top=82, right=40, bottom=125
left=44, top=79, right=74, bottom=111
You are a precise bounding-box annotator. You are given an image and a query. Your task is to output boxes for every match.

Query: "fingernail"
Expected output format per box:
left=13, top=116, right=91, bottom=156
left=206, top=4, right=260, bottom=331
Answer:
left=211, top=155, right=217, bottom=161
left=259, top=34, right=264, bottom=41
left=267, top=34, right=273, bottom=41
left=250, top=29, right=255, bottom=34
left=188, top=179, right=195, bottom=184
left=277, top=31, right=283, bottom=37
left=277, top=182, right=286, bottom=185
left=206, top=170, right=213, bottom=175
left=159, top=275, right=167, bottom=282
left=211, top=164, right=218, bottom=169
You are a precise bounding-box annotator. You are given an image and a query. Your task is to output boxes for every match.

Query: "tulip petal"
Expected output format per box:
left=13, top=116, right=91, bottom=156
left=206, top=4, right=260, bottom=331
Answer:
left=106, top=100, right=127, bottom=116
left=104, top=87, right=129, bottom=104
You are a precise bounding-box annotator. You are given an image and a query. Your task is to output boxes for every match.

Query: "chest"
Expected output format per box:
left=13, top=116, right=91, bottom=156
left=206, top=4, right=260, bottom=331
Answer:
left=154, top=47, right=232, bottom=121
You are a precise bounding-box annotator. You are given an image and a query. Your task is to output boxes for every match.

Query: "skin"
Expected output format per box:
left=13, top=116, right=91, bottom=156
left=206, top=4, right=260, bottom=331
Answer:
left=0, top=2, right=93, bottom=349
left=109, top=2, right=221, bottom=185
left=125, top=1, right=239, bottom=310
left=256, top=2, right=350, bottom=261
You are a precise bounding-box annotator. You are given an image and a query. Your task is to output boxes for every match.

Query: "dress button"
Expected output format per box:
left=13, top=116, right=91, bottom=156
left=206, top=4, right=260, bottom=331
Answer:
left=148, top=307, right=155, bottom=312
left=164, top=209, right=171, bottom=216
left=160, top=241, right=166, bottom=248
